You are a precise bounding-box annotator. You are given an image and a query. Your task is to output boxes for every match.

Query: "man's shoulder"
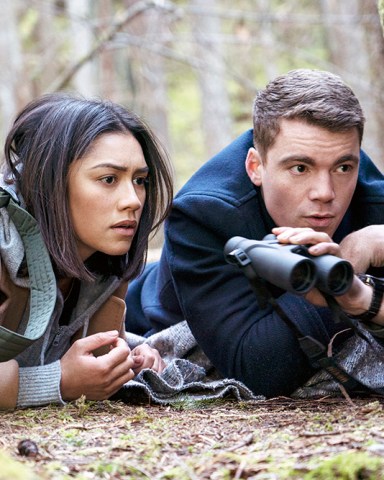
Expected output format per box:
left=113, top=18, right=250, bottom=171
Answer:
left=356, top=150, right=384, bottom=201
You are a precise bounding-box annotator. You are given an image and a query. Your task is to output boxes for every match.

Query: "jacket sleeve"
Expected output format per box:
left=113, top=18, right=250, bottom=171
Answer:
left=164, top=193, right=338, bottom=397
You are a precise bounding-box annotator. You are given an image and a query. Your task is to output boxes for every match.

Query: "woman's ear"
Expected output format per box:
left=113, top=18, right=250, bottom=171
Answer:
left=245, top=148, right=263, bottom=186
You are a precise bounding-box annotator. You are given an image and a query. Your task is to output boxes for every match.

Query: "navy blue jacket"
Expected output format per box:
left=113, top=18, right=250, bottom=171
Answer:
left=126, top=129, right=384, bottom=397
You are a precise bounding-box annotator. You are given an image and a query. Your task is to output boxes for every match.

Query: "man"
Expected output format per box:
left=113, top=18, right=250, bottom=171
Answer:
left=125, top=69, right=384, bottom=397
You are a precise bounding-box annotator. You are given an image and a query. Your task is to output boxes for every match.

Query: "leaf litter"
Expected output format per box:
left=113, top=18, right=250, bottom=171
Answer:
left=1, top=396, right=384, bottom=479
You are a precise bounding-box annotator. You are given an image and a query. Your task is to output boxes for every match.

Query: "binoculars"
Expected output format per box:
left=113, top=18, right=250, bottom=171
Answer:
left=224, top=234, right=354, bottom=296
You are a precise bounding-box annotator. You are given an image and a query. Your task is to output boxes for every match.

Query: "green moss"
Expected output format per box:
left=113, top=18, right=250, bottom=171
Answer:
left=304, top=451, right=384, bottom=479
left=0, top=450, right=38, bottom=480
left=62, top=429, right=84, bottom=447
left=168, top=396, right=227, bottom=411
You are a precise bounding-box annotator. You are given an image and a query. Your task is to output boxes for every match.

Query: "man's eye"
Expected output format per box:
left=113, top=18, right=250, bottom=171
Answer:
left=291, top=165, right=307, bottom=173
left=133, top=177, right=149, bottom=186
left=337, top=164, right=353, bottom=173
left=100, top=176, right=116, bottom=185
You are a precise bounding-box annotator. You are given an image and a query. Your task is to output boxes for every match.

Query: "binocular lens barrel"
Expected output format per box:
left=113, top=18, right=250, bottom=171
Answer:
left=224, top=237, right=317, bottom=294
left=290, top=261, right=315, bottom=293
left=224, top=235, right=354, bottom=296
left=314, top=259, right=354, bottom=296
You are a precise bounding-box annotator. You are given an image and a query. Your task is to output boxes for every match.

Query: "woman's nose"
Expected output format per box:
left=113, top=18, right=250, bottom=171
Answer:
left=118, top=183, right=144, bottom=211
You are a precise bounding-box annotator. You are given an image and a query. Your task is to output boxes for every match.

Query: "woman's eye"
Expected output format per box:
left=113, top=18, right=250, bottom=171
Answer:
left=100, top=175, right=116, bottom=185
left=133, top=176, right=149, bottom=186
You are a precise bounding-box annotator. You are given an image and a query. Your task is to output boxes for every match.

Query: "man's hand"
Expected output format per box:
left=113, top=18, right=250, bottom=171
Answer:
left=130, top=344, right=166, bottom=375
left=271, top=226, right=340, bottom=306
left=339, top=225, right=384, bottom=273
left=271, top=226, right=379, bottom=320
left=272, top=226, right=340, bottom=256
left=60, top=331, right=135, bottom=401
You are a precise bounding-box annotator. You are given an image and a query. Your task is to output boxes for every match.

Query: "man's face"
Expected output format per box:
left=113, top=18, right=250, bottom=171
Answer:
left=246, top=119, right=360, bottom=237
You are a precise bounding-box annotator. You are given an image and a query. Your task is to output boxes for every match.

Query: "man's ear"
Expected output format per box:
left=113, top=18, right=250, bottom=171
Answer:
left=245, top=148, right=263, bottom=186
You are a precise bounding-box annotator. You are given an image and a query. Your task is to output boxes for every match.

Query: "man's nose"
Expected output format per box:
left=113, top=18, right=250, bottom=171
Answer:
left=308, top=174, right=335, bottom=202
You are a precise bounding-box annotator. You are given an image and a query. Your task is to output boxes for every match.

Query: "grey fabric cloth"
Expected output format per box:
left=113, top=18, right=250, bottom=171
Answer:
left=0, top=181, right=28, bottom=289
left=293, top=323, right=384, bottom=398
left=120, top=321, right=263, bottom=404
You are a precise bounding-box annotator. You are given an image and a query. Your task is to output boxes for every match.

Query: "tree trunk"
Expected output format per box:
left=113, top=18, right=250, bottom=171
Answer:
left=66, top=0, right=96, bottom=96
left=98, top=0, right=117, bottom=99
left=33, top=0, right=59, bottom=95
left=191, top=0, right=233, bottom=158
left=379, top=0, right=384, bottom=33
left=321, top=0, right=384, bottom=171
left=0, top=0, right=30, bottom=139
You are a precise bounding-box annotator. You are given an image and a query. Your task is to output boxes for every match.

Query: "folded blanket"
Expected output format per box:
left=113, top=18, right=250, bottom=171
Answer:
left=117, top=321, right=263, bottom=404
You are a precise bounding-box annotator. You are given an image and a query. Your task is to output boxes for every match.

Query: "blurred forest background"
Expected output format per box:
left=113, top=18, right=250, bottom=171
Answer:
left=1, top=0, right=384, bottom=191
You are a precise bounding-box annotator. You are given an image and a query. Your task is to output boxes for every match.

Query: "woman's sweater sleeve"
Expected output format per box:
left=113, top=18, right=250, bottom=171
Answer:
left=17, top=360, right=65, bottom=408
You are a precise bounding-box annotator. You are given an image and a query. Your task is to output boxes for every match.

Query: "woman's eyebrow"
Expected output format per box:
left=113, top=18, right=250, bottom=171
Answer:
left=90, top=162, right=127, bottom=171
left=90, top=163, right=149, bottom=173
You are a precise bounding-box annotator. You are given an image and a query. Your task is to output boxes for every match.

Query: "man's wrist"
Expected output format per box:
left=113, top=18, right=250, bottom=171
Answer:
left=347, top=274, right=384, bottom=324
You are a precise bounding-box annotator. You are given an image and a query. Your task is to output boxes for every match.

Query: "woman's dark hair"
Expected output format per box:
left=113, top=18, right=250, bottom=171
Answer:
left=4, top=93, right=173, bottom=281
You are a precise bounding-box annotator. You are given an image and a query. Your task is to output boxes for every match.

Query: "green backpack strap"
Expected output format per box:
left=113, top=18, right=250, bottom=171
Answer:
left=0, top=188, right=56, bottom=361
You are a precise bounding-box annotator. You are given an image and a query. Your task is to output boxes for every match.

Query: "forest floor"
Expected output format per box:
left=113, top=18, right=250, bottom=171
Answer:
left=2, top=395, right=384, bottom=479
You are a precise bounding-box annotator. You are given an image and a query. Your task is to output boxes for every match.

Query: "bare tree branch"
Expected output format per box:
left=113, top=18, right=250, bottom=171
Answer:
left=48, top=0, right=175, bottom=92
left=112, top=33, right=258, bottom=94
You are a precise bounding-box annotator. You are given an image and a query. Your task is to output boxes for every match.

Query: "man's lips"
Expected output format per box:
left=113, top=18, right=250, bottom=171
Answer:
left=304, top=214, right=334, bottom=227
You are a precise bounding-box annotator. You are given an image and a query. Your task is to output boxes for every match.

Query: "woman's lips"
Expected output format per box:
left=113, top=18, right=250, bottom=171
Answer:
left=111, top=221, right=137, bottom=236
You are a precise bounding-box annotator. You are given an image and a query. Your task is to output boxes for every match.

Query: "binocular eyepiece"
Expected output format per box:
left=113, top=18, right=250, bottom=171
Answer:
left=224, top=234, right=354, bottom=296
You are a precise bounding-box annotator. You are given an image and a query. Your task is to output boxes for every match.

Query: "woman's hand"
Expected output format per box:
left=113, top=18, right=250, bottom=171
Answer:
left=60, top=330, right=135, bottom=401
left=130, top=344, right=166, bottom=375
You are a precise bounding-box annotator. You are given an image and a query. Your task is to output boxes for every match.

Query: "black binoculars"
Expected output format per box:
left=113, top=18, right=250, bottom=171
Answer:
left=224, top=234, right=354, bottom=296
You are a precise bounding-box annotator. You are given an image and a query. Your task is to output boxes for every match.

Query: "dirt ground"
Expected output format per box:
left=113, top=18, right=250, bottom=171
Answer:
left=2, top=395, right=384, bottom=479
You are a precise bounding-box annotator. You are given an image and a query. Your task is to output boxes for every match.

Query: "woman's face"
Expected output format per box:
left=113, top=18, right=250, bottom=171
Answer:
left=68, top=132, right=148, bottom=261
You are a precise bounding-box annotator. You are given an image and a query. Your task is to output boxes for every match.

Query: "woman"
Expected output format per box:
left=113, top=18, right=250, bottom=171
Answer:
left=0, top=93, right=173, bottom=409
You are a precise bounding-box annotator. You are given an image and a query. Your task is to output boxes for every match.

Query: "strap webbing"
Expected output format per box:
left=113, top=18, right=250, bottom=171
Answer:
left=0, top=189, right=56, bottom=361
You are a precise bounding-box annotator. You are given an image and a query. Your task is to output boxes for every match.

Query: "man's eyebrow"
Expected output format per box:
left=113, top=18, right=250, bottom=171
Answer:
left=278, top=154, right=360, bottom=166
left=90, top=163, right=149, bottom=173
left=335, top=154, right=360, bottom=165
left=279, top=156, right=314, bottom=167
